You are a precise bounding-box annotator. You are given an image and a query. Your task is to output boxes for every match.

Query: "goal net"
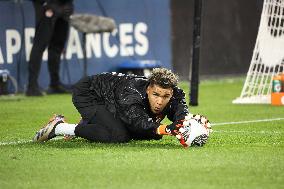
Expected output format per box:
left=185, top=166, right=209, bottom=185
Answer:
left=233, top=0, right=284, bottom=104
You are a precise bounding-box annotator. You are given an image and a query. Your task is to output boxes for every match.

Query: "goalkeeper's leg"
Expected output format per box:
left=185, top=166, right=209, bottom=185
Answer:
left=74, top=105, right=131, bottom=143
left=33, top=114, right=77, bottom=142
left=33, top=114, right=76, bottom=142
left=34, top=105, right=131, bottom=143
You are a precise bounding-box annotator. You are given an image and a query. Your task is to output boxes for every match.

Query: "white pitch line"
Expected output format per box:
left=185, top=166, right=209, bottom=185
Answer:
left=0, top=137, right=63, bottom=146
left=0, top=140, right=33, bottom=146
left=211, top=117, right=284, bottom=126
left=213, top=130, right=283, bottom=134
left=1, top=118, right=284, bottom=146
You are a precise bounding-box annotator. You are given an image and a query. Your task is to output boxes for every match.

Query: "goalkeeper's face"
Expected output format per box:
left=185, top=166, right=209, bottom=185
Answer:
left=146, top=84, right=173, bottom=114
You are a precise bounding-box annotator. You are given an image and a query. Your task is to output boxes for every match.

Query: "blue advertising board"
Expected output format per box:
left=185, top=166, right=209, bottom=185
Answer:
left=0, top=0, right=171, bottom=91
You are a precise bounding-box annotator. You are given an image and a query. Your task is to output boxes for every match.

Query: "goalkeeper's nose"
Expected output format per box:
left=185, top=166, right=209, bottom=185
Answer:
left=156, top=97, right=163, bottom=106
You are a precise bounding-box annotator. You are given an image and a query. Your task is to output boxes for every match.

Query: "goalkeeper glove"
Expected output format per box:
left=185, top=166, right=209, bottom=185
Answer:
left=175, top=127, right=190, bottom=148
left=156, top=121, right=189, bottom=147
left=156, top=119, right=184, bottom=136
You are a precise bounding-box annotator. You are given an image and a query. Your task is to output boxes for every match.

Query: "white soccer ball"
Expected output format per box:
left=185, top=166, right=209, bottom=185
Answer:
left=179, top=118, right=211, bottom=147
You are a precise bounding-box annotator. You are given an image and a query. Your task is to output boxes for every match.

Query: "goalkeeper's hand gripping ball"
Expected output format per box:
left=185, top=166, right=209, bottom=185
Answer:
left=156, top=119, right=184, bottom=136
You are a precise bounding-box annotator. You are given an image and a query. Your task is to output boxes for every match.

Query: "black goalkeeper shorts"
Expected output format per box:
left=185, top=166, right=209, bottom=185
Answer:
left=74, top=105, right=131, bottom=143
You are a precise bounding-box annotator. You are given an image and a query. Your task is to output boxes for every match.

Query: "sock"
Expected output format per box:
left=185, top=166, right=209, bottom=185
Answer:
left=55, top=123, right=77, bottom=136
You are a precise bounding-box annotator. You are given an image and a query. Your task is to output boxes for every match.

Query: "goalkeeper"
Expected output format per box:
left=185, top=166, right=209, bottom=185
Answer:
left=33, top=68, right=210, bottom=147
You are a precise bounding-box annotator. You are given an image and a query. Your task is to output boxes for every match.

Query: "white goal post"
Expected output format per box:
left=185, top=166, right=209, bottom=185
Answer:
left=233, top=0, right=284, bottom=104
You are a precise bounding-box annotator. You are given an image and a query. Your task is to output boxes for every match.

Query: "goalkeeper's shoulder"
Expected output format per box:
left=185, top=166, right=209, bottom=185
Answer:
left=173, top=86, right=186, bottom=97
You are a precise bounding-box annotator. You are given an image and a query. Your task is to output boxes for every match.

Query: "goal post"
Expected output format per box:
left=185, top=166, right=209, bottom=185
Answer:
left=233, top=0, right=284, bottom=104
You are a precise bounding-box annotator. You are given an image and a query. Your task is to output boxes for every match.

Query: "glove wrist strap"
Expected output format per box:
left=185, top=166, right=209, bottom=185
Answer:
left=156, top=124, right=169, bottom=135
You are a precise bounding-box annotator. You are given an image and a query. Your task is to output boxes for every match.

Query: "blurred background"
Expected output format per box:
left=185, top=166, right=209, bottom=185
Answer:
left=0, top=0, right=263, bottom=92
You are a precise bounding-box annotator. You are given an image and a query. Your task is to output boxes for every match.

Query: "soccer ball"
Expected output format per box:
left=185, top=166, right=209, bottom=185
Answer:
left=179, top=118, right=211, bottom=147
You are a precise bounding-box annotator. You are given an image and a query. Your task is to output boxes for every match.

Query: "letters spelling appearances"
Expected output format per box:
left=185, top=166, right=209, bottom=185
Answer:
left=0, top=22, right=149, bottom=64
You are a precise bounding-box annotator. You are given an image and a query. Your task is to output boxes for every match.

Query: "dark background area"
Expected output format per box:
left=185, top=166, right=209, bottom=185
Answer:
left=171, top=0, right=264, bottom=80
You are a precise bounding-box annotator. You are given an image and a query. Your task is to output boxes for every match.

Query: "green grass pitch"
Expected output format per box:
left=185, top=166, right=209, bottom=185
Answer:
left=0, top=78, right=283, bottom=189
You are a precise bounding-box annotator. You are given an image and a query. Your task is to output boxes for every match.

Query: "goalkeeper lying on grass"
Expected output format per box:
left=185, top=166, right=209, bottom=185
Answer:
left=33, top=68, right=211, bottom=147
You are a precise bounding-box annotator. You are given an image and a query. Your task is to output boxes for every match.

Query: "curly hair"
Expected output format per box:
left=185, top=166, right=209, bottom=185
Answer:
left=148, top=68, right=179, bottom=89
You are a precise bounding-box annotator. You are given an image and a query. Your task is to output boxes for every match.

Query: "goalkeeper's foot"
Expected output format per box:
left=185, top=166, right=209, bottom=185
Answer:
left=33, top=114, right=65, bottom=142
